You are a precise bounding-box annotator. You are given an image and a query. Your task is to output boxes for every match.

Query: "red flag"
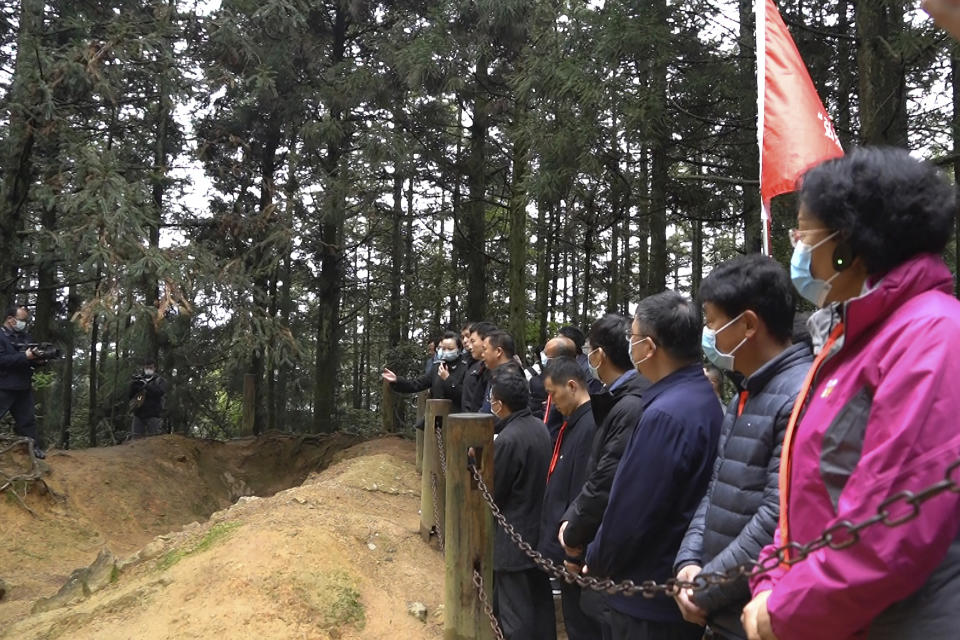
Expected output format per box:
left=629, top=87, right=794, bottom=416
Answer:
left=757, top=0, right=843, bottom=254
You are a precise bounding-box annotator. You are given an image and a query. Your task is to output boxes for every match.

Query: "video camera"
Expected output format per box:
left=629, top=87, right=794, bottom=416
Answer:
left=17, top=342, right=63, bottom=362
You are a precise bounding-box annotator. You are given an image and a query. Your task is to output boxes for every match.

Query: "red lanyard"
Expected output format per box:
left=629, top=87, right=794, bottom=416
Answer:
left=547, top=421, right=568, bottom=481
left=778, top=323, right=844, bottom=566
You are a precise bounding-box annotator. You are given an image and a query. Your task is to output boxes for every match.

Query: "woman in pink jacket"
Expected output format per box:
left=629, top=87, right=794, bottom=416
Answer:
left=741, top=147, right=960, bottom=640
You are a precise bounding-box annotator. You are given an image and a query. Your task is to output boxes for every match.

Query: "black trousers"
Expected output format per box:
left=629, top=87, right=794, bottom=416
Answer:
left=493, top=568, right=557, bottom=640
left=0, top=387, right=42, bottom=449
left=608, top=608, right=705, bottom=640
left=560, top=580, right=602, bottom=640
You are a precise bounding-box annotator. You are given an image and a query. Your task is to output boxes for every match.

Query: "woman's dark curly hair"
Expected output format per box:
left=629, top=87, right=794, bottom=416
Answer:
left=798, top=147, right=956, bottom=276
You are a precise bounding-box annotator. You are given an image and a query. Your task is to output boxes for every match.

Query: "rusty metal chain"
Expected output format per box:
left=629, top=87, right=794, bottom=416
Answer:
left=468, top=456, right=960, bottom=598
left=473, top=568, right=505, bottom=640
left=435, top=424, right=447, bottom=475
left=430, top=471, right=444, bottom=551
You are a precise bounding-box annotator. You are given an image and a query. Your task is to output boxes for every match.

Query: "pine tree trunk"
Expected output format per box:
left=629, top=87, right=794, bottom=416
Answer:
left=312, top=6, right=349, bottom=434
left=856, top=0, right=907, bottom=146
left=464, top=58, right=490, bottom=321
left=507, top=123, right=529, bottom=356
left=739, top=0, right=762, bottom=253
left=0, top=0, right=44, bottom=302
left=535, top=201, right=552, bottom=348
left=388, top=169, right=404, bottom=346
left=635, top=147, right=650, bottom=300
left=953, top=44, right=960, bottom=298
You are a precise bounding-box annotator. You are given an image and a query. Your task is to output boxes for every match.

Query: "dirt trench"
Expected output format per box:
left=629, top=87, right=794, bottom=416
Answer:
left=0, top=431, right=361, bottom=630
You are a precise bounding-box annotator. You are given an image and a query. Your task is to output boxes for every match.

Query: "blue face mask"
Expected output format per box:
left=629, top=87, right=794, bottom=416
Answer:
left=439, top=349, right=459, bottom=363
left=701, top=312, right=746, bottom=372
left=790, top=231, right=840, bottom=307
left=586, top=348, right=601, bottom=379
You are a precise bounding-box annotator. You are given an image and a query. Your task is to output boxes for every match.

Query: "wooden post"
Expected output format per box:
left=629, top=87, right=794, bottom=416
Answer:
left=420, top=399, right=451, bottom=542
left=444, top=413, right=495, bottom=640
left=381, top=379, right=396, bottom=433
left=416, top=391, right=428, bottom=472
left=241, top=374, right=255, bottom=436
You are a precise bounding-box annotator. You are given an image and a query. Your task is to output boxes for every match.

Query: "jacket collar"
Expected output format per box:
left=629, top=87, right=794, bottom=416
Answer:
left=641, top=363, right=704, bottom=409
left=498, top=407, right=533, bottom=432
left=743, top=342, right=812, bottom=395
left=807, top=253, right=954, bottom=353
left=562, top=400, right=593, bottom=428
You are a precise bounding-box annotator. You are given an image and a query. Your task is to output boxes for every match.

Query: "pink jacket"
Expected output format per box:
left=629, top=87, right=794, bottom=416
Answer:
left=750, top=254, right=960, bottom=640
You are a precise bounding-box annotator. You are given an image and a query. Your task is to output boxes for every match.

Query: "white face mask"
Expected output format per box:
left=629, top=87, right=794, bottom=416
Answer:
left=13, top=319, right=26, bottom=332
left=627, top=335, right=654, bottom=369
left=143, top=368, right=155, bottom=377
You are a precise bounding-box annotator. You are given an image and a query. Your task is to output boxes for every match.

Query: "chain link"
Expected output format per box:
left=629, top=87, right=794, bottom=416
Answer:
left=435, top=423, right=447, bottom=475
left=473, top=568, right=505, bottom=640
left=430, top=471, right=444, bottom=551
left=468, top=454, right=960, bottom=598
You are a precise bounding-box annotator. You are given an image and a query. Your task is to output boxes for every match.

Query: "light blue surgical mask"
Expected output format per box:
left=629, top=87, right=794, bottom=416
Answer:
left=13, top=319, right=26, bottom=332
left=439, top=349, right=459, bottom=363
left=586, top=348, right=601, bottom=379
left=790, top=231, right=840, bottom=307
left=701, top=312, right=746, bottom=372
left=540, top=351, right=549, bottom=367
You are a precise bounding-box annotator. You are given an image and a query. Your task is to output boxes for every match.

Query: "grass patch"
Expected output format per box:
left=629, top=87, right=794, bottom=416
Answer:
left=157, top=521, right=241, bottom=571
left=298, top=570, right=366, bottom=631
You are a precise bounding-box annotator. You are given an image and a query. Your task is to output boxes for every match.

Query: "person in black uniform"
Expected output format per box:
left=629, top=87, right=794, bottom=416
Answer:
left=0, top=305, right=45, bottom=458
left=129, top=358, right=168, bottom=438
left=382, top=331, right=467, bottom=412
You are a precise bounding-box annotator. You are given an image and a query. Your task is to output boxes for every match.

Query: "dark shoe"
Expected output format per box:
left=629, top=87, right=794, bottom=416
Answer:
left=33, top=447, right=46, bottom=459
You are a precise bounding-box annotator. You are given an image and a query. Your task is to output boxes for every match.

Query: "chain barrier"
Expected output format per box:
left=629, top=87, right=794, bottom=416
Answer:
left=473, top=568, right=505, bottom=640
left=435, top=423, right=447, bottom=475
left=430, top=471, right=444, bottom=551
left=468, top=456, right=960, bottom=598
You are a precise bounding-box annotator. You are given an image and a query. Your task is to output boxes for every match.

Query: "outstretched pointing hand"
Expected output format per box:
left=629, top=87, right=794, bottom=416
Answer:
left=382, top=368, right=398, bottom=383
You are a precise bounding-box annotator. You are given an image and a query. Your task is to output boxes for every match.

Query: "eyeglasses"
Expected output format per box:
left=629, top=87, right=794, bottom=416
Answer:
left=788, top=228, right=833, bottom=248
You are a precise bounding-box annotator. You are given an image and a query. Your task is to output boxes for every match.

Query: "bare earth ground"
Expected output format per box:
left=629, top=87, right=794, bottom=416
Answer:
left=0, top=434, right=446, bottom=640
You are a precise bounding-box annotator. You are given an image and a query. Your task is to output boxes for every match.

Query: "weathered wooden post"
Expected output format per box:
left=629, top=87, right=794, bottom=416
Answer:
left=420, top=399, right=451, bottom=543
left=381, top=379, right=396, bottom=433
left=416, top=390, right=428, bottom=472
left=241, top=374, right=255, bottom=436
left=444, top=413, right=495, bottom=640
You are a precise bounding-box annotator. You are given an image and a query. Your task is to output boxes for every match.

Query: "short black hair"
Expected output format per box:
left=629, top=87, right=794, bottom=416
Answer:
left=460, top=321, right=473, bottom=332
left=558, top=326, right=586, bottom=352
left=799, top=147, right=956, bottom=276
left=485, top=330, right=515, bottom=358
left=543, top=356, right=587, bottom=387
left=440, top=330, right=463, bottom=350
left=490, top=368, right=530, bottom=412
left=699, top=254, right=796, bottom=342
left=587, top=314, right=632, bottom=371
left=470, top=321, right=497, bottom=340
left=4, top=304, right=20, bottom=319
left=633, top=290, right=701, bottom=363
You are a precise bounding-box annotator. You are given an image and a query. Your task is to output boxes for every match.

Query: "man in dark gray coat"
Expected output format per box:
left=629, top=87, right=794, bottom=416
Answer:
left=490, top=368, right=556, bottom=640
left=673, top=254, right=813, bottom=639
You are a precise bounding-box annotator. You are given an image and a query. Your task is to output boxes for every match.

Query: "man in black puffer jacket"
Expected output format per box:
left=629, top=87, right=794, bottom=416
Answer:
left=558, top=313, right=650, bottom=633
left=673, top=255, right=813, bottom=639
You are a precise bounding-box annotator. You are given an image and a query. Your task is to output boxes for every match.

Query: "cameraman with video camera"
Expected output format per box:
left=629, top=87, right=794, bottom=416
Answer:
left=129, top=358, right=167, bottom=439
left=0, top=304, right=46, bottom=459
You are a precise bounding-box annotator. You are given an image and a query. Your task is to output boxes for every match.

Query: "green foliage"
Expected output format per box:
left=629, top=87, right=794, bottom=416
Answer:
left=156, top=521, right=243, bottom=571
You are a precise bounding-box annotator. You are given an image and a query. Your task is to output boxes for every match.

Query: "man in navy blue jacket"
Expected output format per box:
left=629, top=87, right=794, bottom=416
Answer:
left=585, top=291, right=722, bottom=640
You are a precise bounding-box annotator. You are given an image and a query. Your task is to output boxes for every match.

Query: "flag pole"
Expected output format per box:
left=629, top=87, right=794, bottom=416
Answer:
left=756, top=0, right=772, bottom=256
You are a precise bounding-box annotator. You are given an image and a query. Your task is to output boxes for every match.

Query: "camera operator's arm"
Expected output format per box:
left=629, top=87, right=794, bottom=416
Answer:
left=130, top=376, right=146, bottom=398
left=0, top=339, right=34, bottom=370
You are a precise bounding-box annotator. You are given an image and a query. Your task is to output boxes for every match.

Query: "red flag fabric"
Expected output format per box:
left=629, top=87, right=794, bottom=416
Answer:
left=757, top=0, right=843, bottom=205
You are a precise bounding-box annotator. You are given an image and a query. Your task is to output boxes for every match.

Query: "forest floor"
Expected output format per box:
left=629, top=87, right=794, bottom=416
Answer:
left=0, top=432, right=450, bottom=640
